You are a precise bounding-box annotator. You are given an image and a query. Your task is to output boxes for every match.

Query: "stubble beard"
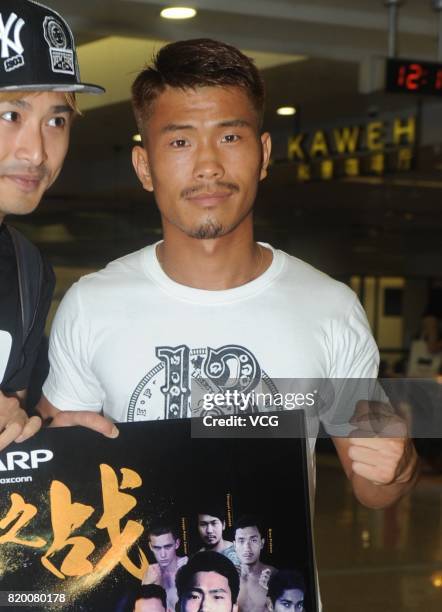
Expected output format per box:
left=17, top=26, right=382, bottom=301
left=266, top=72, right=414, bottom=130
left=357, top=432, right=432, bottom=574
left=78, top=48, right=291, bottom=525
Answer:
left=190, top=217, right=225, bottom=239
left=186, top=203, right=254, bottom=240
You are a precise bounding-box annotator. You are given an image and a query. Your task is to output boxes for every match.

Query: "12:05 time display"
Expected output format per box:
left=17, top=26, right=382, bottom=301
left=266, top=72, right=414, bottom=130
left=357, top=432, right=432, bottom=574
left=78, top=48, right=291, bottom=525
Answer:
left=385, top=57, right=442, bottom=95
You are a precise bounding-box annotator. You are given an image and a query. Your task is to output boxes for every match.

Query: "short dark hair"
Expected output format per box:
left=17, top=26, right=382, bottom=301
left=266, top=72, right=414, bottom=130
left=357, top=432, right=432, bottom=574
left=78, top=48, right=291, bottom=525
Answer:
left=268, top=570, right=306, bottom=605
left=197, top=504, right=226, bottom=524
left=124, top=584, right=167, bottom=612
left=131, top=38, right=265, bottom=135
left=149, top=520, right=180, bottom=541
left=233, top=515, right=264, bottom=537
left=176, top=551, right=240, bottom=604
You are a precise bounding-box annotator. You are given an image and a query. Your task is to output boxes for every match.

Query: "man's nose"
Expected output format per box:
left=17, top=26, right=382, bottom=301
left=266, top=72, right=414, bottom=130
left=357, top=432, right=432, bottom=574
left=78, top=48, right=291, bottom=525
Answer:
left=15, top=123, right=47, bottom=167
left=193, top=143, right=224, bottom=181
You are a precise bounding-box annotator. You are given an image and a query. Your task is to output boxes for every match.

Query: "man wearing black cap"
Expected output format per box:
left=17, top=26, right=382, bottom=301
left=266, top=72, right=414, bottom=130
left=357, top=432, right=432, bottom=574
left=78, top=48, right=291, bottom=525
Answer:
left=0, top=0, right=104, bottom=450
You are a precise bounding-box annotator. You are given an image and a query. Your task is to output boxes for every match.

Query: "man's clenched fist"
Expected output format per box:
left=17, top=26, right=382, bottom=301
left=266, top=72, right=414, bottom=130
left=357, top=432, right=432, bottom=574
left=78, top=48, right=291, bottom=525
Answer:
left=348, top=400, right=418, bottom=486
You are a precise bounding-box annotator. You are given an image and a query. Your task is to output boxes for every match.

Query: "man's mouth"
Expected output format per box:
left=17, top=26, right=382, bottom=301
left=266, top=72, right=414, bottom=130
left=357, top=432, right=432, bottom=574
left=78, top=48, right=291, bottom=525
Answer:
left=186, top=191, right=232, bottom=207
left=4, top=175, right=43, bottom=192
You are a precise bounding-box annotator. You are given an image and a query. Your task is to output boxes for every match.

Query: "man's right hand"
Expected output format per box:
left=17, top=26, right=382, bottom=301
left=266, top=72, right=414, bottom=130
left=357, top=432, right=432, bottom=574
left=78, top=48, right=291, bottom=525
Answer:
left=0, top=390, right=41, bottom=451
left=37, top=395, right=119, bottom=438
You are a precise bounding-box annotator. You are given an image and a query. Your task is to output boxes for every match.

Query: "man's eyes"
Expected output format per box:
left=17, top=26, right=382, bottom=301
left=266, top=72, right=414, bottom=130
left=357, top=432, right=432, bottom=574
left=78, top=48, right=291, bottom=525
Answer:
left=48, top=116, right=67, bottom=128
left=0, top=112, right=66, bottom=127
left=1, top=111, right=20, bottom=122
left=171, top=138, right=188, bottom=148
left=187, top=592, right=202, bottom=601
left=221, top=134, right=240, bottom=143
left=295, top=603, right=304, bottom=611
left=169, top=134, right=240, bottom=147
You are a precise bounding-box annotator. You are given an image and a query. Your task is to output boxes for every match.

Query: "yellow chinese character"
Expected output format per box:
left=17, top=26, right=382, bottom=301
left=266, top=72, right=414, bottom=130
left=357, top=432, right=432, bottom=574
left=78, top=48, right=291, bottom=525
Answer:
left=370, top=153, right=385, bottom=175
left=0, top=493, right=45, bottom=548
left=344, top=158, right=360, bottom=177
left=320, top=159, right=333, bottom=180
left=94, top=464, right=148, bottom=580
left=297, top=163, right=311, bottom=181
left=397, top=148, right=413, bottom=171
left=41, top=481, right=95, bottom=579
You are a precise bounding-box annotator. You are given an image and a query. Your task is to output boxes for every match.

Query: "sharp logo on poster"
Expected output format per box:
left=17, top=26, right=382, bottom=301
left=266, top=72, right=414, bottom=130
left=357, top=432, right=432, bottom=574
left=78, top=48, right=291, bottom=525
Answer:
left=0, top=449, right=54, bottom=471
left=0, top=12, right=25, bottom=72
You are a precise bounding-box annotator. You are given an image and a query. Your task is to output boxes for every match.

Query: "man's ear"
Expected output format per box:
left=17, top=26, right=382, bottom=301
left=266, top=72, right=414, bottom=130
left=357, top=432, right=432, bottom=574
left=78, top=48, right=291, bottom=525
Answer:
left=259, top=132, right=272, bottom=181
left=132, top=145, right=154, bottom=192
left=260, top=538, right=265, bottom=551
left=266, top=597, right=274, bottom=612
left=232, top=604, right=239, bottom=612
left=175, top=539, right=180, bottom=550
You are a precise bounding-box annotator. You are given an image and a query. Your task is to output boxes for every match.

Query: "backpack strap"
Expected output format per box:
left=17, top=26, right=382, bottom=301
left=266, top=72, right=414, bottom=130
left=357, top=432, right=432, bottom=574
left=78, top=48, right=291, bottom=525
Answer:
left=8, top=225, right=44, bottom=348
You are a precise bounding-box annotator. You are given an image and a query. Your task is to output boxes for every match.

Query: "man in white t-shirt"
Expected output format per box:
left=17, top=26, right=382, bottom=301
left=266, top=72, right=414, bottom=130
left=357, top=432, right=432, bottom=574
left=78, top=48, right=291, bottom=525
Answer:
left=38, top=39, right=418, bottom=512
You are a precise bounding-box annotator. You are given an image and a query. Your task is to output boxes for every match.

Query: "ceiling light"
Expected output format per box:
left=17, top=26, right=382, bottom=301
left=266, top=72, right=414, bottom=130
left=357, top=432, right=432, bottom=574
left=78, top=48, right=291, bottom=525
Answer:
left=133, top=134, right=142, bottom=142
left=160, top=7, right=197, bottom=19
left=431, top=572, right=442, bottom=588
left=277, top=106, right=297, bottom=116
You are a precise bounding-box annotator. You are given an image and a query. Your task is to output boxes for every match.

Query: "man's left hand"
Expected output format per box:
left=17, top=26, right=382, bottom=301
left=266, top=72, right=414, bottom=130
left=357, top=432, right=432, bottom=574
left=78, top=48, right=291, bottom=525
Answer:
left=348, top=400, right=418, bottom=486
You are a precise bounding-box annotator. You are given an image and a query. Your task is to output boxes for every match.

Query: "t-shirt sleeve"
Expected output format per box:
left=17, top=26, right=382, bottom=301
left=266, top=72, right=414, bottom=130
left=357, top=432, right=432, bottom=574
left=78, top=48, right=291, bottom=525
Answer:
left=6, top=257, right=55, bottom=392
left=319, top=294, right=381, bottom=437
left=42, top=283, right=105, bottom=412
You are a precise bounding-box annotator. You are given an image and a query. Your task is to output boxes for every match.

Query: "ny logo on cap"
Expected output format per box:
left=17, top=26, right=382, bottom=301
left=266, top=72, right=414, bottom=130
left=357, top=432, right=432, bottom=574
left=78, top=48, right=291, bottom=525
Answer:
left=0, top=12, right=25, bottom=72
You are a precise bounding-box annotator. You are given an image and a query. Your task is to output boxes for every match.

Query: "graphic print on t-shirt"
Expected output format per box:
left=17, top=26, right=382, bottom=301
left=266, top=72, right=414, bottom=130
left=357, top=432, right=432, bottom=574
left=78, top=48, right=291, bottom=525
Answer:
left=0, top=330, right=13, bottom=383
left=128, top=344, right=280, bottom=421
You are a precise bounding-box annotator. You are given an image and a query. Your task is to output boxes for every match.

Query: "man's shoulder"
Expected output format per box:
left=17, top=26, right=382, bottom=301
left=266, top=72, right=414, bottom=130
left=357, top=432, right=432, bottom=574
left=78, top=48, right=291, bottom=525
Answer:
left=71, top=244, right=157, bottom=299
left=83, top=245, right=152, bottom=283
left=56, top=245, right=157, bottom=316
left=278, top=248, right=356, bottom=310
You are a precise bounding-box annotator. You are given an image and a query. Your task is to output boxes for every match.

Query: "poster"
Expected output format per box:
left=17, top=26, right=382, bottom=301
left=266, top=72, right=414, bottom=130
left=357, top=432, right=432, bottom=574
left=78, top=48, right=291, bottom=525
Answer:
left=0, top=412, right=317, bottom=611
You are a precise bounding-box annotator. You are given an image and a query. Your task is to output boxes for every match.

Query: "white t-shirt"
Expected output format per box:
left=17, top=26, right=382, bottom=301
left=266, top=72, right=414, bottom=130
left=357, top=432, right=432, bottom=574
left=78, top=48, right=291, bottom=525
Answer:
left=43, top=242, right=379, bottom=611
left=44, top=242, right=379, bottom=444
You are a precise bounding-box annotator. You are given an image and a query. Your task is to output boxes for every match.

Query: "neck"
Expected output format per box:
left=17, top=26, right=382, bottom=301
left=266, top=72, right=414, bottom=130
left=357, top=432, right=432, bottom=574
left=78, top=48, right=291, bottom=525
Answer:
left=209, top=538, right=228, bottom=553
left=158, top=224, right=271, bottom=290
left=242, top=560, right=262, bottom=573
left=160, top=557, right=178, bottom=573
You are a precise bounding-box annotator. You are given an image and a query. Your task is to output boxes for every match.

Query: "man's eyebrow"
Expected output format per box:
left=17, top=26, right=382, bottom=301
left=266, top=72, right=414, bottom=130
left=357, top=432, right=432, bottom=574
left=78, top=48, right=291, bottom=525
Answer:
left=51, top=105, right=74, bottom=114
left=208, top=589, right=228, bottom=594
left=188, top=587, right=203, bottom=595
left=0, top=100, right=73, bottom=114
left=161, top=123, right=195, bottom=133
left=2, top=99, right=31, bottom=109
left=218, top=119, right=253, bottom=128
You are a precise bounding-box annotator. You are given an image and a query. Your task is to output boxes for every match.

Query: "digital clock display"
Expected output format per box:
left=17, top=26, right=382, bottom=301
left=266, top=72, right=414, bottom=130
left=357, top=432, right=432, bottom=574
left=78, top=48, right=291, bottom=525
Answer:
left=385, top=58, right=442, bottom=95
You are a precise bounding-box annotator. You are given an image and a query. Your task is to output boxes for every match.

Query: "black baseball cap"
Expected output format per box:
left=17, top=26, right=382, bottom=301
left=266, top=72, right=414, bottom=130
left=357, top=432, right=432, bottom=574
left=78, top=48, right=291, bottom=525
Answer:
left=0, top=0, right=104, bottom=94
